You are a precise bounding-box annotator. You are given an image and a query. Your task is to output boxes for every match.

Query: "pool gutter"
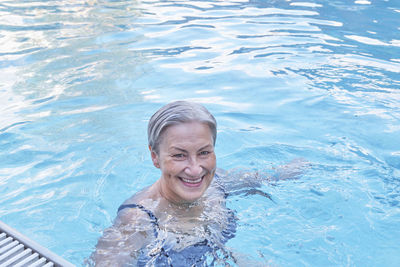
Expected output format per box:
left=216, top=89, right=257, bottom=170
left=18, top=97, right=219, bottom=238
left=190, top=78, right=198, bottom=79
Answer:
left=0, top=220, right=75, bottom=267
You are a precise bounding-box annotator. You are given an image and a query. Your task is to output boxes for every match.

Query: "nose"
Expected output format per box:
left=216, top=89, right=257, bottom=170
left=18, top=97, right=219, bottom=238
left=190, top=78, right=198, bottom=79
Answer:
left=184, top=157, right=203, bottom=177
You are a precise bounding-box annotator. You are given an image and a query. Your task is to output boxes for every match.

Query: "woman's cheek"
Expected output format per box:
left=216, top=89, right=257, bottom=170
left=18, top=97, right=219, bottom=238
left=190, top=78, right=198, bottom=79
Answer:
left=165, top=159, right=184, bottom=172
left=209, top=154, right=217, bottom=168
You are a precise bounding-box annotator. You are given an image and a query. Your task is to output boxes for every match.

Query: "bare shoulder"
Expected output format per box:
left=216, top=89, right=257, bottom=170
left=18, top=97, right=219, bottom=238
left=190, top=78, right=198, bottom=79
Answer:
left=115, top=205, right=151, bottom=228
left=115, top=186, right=158, bottom=228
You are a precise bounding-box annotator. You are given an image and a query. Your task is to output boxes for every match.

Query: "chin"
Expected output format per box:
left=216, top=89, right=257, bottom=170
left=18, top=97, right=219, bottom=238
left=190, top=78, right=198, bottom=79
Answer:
left=170, top=173, right=214, bottom=204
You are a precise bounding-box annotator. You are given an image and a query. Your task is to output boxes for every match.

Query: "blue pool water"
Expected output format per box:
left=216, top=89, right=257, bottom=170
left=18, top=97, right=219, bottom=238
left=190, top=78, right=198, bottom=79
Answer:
left=1, top=0, right=400, bottom=266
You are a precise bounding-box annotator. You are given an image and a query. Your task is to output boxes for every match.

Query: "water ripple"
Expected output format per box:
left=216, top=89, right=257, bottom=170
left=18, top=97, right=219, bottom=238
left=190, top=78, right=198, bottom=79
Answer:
left=1, top=0, right=399, bottom=266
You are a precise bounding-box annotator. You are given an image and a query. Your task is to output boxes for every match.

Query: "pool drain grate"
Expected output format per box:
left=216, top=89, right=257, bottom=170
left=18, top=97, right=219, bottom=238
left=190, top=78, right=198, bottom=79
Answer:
left=0, top=220, right=74, bottom=267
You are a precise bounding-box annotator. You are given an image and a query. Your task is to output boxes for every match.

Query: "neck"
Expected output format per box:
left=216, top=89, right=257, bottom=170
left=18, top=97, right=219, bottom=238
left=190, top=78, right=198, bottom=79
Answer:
left=156, top=179, right=199, bottom=207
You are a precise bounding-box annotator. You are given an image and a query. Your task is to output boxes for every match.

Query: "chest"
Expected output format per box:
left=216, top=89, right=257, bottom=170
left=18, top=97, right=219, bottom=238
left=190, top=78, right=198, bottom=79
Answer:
left=156, top=194, right=230, bottom=246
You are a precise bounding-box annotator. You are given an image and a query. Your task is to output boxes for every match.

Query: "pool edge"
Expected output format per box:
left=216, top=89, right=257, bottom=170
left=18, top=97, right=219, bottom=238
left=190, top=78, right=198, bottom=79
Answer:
left=0, top=220, right=75, bottom=267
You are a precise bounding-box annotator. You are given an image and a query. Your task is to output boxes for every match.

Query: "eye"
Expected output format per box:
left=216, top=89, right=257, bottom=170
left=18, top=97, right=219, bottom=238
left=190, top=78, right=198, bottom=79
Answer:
left=172, top=153, right=185, bottom=159
left=199, top=151, right=210, bottom=156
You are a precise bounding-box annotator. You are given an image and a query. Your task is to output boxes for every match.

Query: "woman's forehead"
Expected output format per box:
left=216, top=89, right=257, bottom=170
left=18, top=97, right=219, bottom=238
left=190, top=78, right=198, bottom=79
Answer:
left=161, top=122, right=214, bottom=145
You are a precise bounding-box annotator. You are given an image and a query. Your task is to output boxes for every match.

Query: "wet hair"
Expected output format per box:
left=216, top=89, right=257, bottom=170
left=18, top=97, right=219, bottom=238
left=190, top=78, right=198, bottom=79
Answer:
left=148, top=101, right=217, bottom=154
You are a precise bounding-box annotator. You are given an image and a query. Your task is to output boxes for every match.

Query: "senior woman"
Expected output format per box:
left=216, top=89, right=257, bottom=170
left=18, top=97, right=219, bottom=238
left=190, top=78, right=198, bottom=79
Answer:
left=91, top=101, right=237, bottom=266
left=91, top=101, right=305, bottom=266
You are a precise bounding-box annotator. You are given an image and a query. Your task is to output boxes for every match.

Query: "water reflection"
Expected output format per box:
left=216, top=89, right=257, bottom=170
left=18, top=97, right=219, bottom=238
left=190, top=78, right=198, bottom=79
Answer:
left=0, top=0, right=399, bottom=266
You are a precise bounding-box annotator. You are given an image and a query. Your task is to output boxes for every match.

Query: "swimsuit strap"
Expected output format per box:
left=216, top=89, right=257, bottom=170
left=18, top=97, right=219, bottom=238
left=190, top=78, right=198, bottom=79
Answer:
left=117, top=203, right=159, bottom=238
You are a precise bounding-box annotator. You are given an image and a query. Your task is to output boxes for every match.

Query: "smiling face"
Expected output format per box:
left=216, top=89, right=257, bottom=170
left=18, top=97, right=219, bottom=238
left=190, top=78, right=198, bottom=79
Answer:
left=151, top=121, right=216, bottom=204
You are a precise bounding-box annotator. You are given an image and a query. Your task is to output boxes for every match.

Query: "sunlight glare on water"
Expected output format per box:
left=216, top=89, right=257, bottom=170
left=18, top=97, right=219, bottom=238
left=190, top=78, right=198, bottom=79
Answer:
left=1, top=0, right=399, bottom=266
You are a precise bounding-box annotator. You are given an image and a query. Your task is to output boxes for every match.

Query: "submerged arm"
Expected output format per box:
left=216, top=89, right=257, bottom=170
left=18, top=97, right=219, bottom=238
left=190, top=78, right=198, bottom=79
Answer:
left=90, top=209, right=154, bottom=267
left=270, top=158, right=310, bottom=181
left=216, top=158, right=310, bottom=196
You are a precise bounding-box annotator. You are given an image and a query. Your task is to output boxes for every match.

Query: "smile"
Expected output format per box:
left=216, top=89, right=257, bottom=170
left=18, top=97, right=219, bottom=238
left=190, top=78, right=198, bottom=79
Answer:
left=179, top=175, right=204, bottom=186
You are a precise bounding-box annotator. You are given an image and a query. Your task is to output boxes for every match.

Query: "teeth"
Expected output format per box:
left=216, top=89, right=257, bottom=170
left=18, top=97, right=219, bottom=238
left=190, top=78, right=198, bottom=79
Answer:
left=181, top=176, right=202, bottom=183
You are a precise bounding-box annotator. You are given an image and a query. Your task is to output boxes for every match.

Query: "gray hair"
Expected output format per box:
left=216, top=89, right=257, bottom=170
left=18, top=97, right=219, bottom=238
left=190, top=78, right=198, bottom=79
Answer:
left=148, top=101, right=217, bottom=154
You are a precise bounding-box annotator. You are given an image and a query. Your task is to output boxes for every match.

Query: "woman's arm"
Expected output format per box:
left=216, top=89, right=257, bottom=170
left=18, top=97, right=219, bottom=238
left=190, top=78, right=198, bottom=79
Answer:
left=269, top=158, right=310, bottom=181
left=89, top=209, right=154, bottom=266
left=216, top=158, right=310, bottom=196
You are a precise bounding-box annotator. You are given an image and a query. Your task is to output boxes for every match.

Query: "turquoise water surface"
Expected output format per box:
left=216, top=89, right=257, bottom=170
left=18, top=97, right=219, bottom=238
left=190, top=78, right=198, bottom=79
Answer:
left=1, top=0, right=400, bottom=266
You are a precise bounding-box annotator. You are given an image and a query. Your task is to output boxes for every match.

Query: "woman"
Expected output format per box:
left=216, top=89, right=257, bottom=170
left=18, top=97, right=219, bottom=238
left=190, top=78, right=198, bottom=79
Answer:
left=91, top=101, right=305, bottom=266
